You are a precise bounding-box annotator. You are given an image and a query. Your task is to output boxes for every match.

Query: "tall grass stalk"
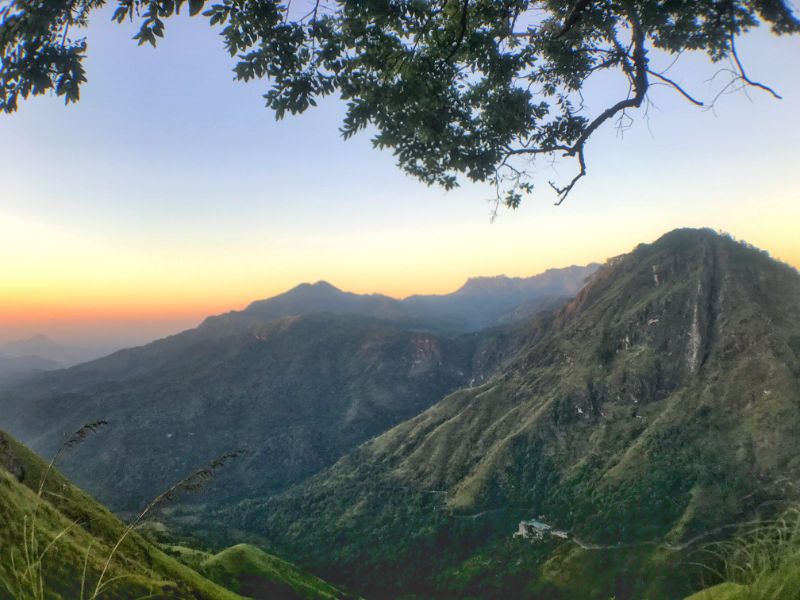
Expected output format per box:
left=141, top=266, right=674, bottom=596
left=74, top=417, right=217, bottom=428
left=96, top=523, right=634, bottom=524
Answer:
left=700, top=507, right=800, bottom=599
left=5, top=421, right=245, bottom=599
left=8, top=421, right=108, bottom=600
left=89, top=449, right=246, bottom=599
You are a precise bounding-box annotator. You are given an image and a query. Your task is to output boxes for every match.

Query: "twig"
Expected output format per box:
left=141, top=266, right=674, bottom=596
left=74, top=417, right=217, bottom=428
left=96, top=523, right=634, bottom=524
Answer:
left=730, top=34, right=782, bottom=99
left=646, top=68, right=704, bottom=106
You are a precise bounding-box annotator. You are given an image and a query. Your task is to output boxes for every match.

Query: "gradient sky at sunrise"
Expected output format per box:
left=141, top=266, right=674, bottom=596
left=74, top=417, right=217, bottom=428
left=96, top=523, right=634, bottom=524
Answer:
left=1, top=6, right=799, bottom=346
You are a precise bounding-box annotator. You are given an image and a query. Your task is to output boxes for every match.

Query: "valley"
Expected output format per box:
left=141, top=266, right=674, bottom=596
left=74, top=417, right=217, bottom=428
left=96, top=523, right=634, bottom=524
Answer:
left=2, top=229, right=799, bottom=599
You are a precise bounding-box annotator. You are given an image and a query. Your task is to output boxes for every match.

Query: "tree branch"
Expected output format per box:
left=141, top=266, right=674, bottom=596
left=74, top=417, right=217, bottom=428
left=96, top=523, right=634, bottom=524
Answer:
left=730, top=34, right=782, bottom=99
left=646, top=68, right=703, bottom=106
left=445, top=0, right=469, bottom=63
left=549, top=146, right=586, bottom=205
left=557, top=0, right=593, bottom=39
left=506, top=9, right=649, bottom=204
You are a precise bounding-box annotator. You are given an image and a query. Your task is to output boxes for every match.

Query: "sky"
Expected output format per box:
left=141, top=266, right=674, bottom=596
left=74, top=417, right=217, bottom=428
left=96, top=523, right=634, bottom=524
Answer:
left=1, top=7, right=799, bottom=346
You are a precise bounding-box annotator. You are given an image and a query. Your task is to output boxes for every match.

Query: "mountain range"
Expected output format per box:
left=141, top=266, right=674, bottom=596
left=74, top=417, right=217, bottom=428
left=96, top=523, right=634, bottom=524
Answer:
left=0, top=351, right=58, bottom=380
left=238, top=229, right=800, bottom=598
left=200, top=264, right=597, bottom=335
left=0, top=264, right=594, bottom=514
left=2, top=229, right=798, bottom=599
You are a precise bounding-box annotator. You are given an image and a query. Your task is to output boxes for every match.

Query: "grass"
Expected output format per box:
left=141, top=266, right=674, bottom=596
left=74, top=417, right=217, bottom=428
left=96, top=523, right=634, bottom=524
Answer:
left=0, top=429, right=245, bottom=599
left=201, top=544, right=349, bottom=599
left=687, top=508, right=800, bottom=600
left=1, top=428, right=350, bottom=599
left=0, top=438, right=240, bottom=598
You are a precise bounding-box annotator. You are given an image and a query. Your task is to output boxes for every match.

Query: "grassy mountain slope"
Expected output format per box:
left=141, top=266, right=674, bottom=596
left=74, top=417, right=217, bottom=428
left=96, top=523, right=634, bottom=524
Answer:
left=200, top=544, right=349, bottom=600
left=234, top=229, right=800, bottom=599
left=0, top=430, right=347, bottom=600
left=0, top=430, right=245, bottom=600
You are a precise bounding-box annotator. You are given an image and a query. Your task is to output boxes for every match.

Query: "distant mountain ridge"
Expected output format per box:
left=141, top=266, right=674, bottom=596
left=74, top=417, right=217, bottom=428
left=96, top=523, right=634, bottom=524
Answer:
left=1, top=263, right=594, bottom=401
left=202, top=263, right=598, bottom=334
left=0, top=335, right=117, bottom=375
left=452, top=266, right=598, bottom=296
left=403, top=264, right=598, bottom=330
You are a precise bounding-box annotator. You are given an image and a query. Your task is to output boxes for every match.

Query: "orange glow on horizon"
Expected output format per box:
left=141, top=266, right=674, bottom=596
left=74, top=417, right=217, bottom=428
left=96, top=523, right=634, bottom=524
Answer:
left=2, top=210, right=798, bottom=345
left=3, top=246, right=797, bottom=335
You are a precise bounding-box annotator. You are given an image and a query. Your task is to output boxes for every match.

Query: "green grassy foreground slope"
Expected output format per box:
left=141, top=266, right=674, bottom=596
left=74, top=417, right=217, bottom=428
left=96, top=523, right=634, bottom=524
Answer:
left=201, top=544, right=348, bottom=600
left=0, top=430, right=243, bottom=599
left=0, top=431, right=343, bottom=600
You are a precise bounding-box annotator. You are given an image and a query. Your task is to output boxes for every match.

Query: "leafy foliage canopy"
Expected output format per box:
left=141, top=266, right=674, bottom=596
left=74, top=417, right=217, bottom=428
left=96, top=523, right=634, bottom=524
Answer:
left=1, top=0, right=798, bottom=204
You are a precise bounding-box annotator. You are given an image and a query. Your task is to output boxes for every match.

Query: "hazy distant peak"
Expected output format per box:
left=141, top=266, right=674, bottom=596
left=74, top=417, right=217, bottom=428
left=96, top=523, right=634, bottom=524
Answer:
left=290, top=280, right=342, bottom=293
left=4, top=333, right=57, bottom=347
left=454, top=264, right=599, bottom=296
left=0, top=336, right=63, bottom=379
left=454, top=263, right=599, bottom=294
left=2, top=334, right=62, bottom=356
left=24, top=333, right=55, bottom=344
left=457, top=274, right=515, bottom=294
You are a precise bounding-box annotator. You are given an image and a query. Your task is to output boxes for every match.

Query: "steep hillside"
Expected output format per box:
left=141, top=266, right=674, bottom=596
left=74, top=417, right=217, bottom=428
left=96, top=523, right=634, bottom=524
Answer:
left=0, top=313, right=512, bottom=514
left=0, top=429, right=242, bottom=600
left=200, top=544, right=347, bottom=600
left=0, top=430, right=346, bottom=600
left=236, top=229, right=800, bottom=599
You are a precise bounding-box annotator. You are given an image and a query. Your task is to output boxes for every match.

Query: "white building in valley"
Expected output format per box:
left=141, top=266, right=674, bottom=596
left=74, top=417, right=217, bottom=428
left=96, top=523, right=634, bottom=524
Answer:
left=514, top=518, right=569, bottom=541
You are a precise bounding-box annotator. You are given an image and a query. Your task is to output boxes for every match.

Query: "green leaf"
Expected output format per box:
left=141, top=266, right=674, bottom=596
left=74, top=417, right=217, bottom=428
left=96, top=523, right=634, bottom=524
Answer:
left=189, top=0, right=205, bottom=17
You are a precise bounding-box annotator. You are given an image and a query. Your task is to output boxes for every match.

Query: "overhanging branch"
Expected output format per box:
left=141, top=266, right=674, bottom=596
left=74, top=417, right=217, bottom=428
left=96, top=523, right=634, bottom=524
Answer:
left=730, top=34, right=782, bottom=99
left=505, top=10, right=649, bottom=205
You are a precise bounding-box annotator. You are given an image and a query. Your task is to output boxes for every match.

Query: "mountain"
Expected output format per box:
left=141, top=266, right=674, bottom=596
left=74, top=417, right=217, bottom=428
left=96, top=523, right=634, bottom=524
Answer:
left=201, top=264, right=597, bottom=335
left=0, top=335, right=117, bottom=371
left=2, top=334, right=59, bottom=357
left=199, top=281, right=405, bottom=335
left=0, top=335, right=62, bottom=382
left=226, top=229, right=800, bottom=599
left=198, top=544, right=346, bottom=600
left=0, top=313, right=512, bottom=514
left=0, top=265, right=592, bottom=514
left=0, top=430, right=344, bottom=600
left=402, top=265, right=599, bottom=331
left=8, top=230, right=794, bottom=597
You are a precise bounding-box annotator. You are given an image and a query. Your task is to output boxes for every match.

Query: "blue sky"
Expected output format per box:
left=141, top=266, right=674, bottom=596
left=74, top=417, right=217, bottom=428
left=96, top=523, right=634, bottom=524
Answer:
left=1, top=6, right=798, bottom=345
